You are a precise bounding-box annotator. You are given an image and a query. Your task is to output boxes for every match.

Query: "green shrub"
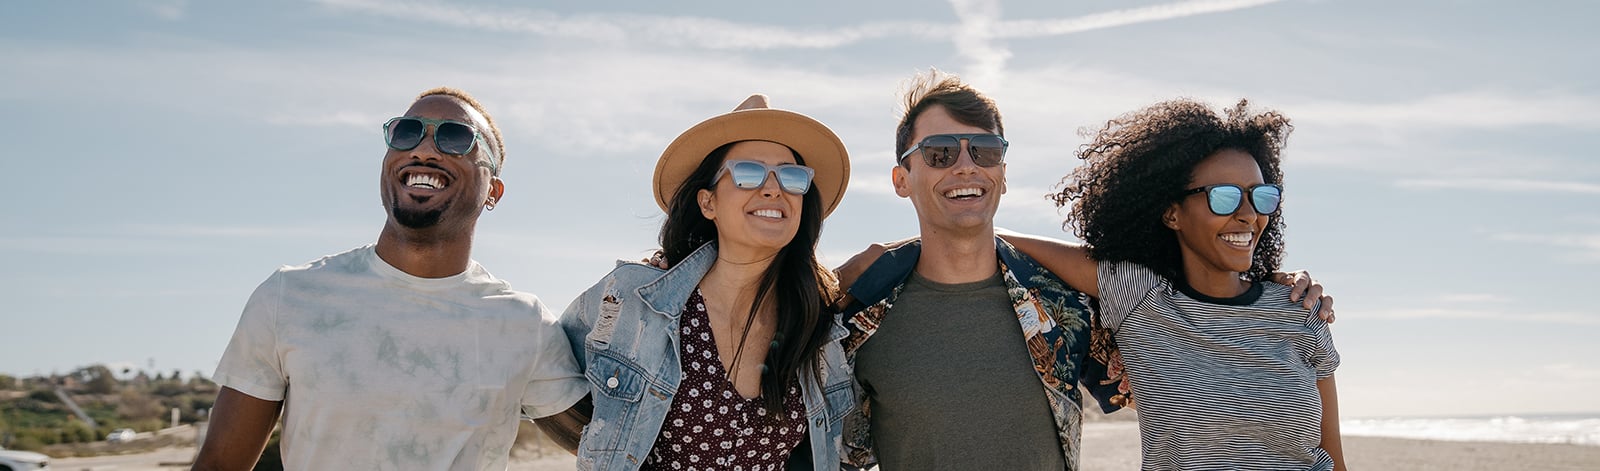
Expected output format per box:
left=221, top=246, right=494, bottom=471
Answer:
left=26, top=389, right=57, bottom=403
left=11, top=434, right=45, bottom=451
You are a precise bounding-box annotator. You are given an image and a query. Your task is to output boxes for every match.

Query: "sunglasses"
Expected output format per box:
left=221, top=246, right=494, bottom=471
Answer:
left=898, top=133, right=1008, bottom=168
left=383, top=117, right=499, bottom=174
left=1183, top=183, right=1283, bottom=216
left=712, top=160, right=815, bottom=195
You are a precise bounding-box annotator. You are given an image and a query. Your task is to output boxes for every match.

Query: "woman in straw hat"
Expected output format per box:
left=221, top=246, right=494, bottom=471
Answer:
left=540, top=94, right=855, bottom=470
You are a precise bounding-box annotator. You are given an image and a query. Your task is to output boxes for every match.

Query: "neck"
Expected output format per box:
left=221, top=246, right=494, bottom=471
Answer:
left=374, top=222, right=475, bottom=279
left=1178, top=252, right=1250, bottom=298
left=914, top=226, right=998, bottom=284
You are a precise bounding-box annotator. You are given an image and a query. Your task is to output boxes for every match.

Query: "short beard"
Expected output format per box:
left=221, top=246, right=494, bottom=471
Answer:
left=388, top=187, right=451, bottom=229
left=393, top=205, right=445, bottom=228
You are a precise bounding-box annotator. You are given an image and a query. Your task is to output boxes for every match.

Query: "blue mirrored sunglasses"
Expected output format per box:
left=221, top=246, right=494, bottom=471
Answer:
left=712, top=160, right=814, bottom=195
left=1183, top=183, right=1282, bottom=216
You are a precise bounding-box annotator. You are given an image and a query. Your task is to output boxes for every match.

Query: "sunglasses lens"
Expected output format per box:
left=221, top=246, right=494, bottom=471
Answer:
left=1251, top=185, right=1282, bottom=214
left=775, top=166, right=814, bottom=194
left=1208, top=185, right=1244, bottom=215
left=433, top=122, right=477, bottom=155
left=967, top=135, right=1007, bottom=167
left=919, top=135, right=961, bottom=168
left=386, top=118, right=425, bottom=150
left=728, top=161, right=768, bottom=189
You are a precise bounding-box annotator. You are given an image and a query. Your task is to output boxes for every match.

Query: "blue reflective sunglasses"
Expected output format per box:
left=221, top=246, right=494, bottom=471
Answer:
left=383, top=116, right=500, bottom=175
left=712, top=160, right=814, bottom=195
left=1183, top=183, right=1282, bottom=216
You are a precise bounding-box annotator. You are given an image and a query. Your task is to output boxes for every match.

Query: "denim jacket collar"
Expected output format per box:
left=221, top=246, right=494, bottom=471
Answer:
left=636, top=241, right=719, bottom=321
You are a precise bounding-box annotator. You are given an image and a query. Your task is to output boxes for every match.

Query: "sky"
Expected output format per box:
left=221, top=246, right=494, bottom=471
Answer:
left=2, top=0, right=1597, bottom=420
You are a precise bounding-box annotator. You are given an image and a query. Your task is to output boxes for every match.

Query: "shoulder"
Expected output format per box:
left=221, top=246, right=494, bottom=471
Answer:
left=995, top=238, right=1067, bottom=290
left=272, top=245, right=369, bottom=277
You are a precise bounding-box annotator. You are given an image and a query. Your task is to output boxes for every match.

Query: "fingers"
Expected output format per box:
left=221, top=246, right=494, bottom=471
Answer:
left=644, top=250, right=669, bottom=269
left=1301, top=282, right=1324, bottom=310
left=1287, top=270, right=1312, bottom=302
left=1317, top=295, right=1336, bottom=323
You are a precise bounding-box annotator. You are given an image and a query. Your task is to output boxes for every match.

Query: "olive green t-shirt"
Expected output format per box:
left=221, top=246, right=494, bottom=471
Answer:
left=853, top=270, right=1065, bottom=470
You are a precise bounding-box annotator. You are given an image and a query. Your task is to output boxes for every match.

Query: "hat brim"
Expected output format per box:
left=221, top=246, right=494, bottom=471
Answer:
left=654, top=108, right=850, bottom=218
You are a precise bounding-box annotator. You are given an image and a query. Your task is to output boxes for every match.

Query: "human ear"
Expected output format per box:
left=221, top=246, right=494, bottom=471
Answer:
left=485, top=177, right=505, bottom=210
left=1163, top=204, right=1181, bottom=230
left=892, top=166, right=911, bottom=198
left=698, top=189, right=716, bottom=220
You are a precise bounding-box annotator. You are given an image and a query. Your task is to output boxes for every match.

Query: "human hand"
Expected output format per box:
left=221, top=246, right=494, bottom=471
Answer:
left=1271, top=270, right=1334, bottom=323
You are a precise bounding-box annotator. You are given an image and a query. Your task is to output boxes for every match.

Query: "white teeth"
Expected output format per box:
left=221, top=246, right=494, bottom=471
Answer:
left=752, top=209, right=783, bottom=219
left=406, top=174, right=443, bottom=189
left=944, top=187, right=984, bottom=198
left=1220, top=233, right=1253, bottom=246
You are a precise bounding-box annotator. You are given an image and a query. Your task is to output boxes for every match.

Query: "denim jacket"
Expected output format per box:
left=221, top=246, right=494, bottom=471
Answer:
left=838, top=237, right=1129, bottom=470
left=560, top=242, right=856, bottom=470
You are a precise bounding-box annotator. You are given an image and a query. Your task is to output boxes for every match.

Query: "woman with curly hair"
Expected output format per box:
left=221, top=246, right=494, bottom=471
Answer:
left=1001, top=98, right=1345, bottom=470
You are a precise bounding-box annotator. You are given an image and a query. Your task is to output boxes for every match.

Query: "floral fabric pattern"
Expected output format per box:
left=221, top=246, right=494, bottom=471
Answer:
left=839, top=238, right=1127, bottom=469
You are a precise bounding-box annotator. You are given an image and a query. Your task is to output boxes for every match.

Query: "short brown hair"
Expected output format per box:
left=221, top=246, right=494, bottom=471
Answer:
left=416, top=87, right=506, bottom=173
left=894, top=69, right=1004, bottom=165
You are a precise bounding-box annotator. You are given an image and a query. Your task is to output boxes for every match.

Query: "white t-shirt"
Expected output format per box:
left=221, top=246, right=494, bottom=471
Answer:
left=214, top=245, right=587, bottom=471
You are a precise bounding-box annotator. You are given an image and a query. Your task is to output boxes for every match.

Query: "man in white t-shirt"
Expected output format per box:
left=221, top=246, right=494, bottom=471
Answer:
left=194, top=88, right=587, bottom=470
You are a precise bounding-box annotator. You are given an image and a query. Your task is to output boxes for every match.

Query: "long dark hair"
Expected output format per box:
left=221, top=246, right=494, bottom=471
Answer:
left=659, top=142, right=838, bottom=410
left=1051, top=98, right=1290, bottom=283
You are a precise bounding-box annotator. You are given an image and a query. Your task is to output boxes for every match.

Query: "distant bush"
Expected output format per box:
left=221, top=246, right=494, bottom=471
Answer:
left=11, top=434, right=45, bottom=451
left=26, top=389, right=57, bottom=403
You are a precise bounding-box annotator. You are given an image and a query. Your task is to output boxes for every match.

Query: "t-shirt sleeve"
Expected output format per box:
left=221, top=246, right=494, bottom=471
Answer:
left=212, top=271, right=289, bottom=402
left=1303, top=300, right=1341, bottom=379
left=1095, top=261, right=1163, bottom=332
left=520, top=297, right=590, bottom=419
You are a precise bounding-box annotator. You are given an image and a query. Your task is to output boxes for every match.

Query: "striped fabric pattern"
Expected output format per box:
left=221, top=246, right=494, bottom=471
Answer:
left=1097, top=261, right=1339, bottom=471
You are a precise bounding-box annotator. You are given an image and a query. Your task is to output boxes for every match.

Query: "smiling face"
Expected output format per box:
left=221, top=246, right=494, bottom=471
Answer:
left=1165, top=148, right=1271, bottom=277
left=893, top=105, right=1006, bottom=240
left=381, top=95, right=503, bottom=236
left=698, top=140, right=805, bottom=260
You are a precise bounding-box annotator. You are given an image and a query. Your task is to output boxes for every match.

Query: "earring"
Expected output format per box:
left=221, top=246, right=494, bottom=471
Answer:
left=485, top=199, right=497, bottom=211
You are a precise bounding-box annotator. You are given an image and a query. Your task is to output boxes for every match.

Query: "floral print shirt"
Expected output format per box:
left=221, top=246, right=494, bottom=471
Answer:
left=837, top=238, right=1130, bottom=470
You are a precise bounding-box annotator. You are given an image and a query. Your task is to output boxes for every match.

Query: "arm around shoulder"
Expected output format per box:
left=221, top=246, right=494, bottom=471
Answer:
left=192, top=387, right=282, bottom=471
left=995, top=230, right=1099, bottom=297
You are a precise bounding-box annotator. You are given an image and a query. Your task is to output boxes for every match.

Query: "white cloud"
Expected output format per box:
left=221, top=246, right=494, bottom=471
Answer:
left=1490, top=232, right=1600, bottom=261
left=1359, top=307, right=1600, bottom=326
left=1395, top=178, right=1600, bottom=195
left=265, top=110, right=381, bottom=130
left=314, top=0, right=1281, bottom=59
left=1295, top=91, right=1600, bottom=131
left=138, top=0, right=189, bottom=20
left=998, top=0, right=1283, bottom=38
left=1432, top=293, right=1511, bottom=304
left=312, top=0, right=941, bottom=49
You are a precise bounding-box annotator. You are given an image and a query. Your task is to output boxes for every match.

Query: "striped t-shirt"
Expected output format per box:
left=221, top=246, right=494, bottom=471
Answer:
left=1097, top=261, right=1339, bottom=471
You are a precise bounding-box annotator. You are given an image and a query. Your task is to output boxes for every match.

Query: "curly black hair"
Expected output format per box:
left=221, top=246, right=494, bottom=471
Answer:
left=1050, top=98, right=1293, bottom=283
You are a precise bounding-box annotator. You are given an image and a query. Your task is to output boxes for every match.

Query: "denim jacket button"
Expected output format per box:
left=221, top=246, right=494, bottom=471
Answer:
left=606, top=376, right=620, bottom=388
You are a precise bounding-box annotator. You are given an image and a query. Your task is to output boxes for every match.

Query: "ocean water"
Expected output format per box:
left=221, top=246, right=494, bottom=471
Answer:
left=1342, top=414, right=1600, bottom=447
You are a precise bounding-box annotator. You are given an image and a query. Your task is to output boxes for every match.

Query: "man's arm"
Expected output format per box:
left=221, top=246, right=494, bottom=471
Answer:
left=532, top=395, right=593, bottom=455
left=1317, top=375, right=1346, bottom=471
left=994, top=230, right=1100, bottom=297
left=192, top=387, right=283, bottom=471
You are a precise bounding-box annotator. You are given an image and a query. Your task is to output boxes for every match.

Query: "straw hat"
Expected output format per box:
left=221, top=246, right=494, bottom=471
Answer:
left=653, top=94, right=850, bottom=218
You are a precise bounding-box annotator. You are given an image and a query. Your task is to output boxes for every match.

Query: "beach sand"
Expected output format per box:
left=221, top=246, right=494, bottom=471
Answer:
left=1079, top=421, right=1600, bottom=470
left=47, top=428, right=1600, bottom=470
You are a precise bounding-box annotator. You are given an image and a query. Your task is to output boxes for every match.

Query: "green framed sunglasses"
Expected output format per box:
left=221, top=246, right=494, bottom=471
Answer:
left=383, top=116, right=500, bottom=175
